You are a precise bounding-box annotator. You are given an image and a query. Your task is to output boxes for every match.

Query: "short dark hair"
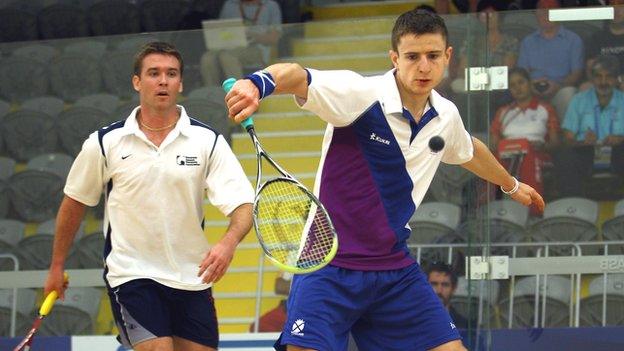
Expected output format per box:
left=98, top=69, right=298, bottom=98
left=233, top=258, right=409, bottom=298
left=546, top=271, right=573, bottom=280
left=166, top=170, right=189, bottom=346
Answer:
left=133, top=41, right=184, bottom=77
left=508, top=67, right=531, bottom=82
left=391, top=9, right=448, bottom=51
left=592, top=54, right=620, bottom=77
left=425, top=262, right=458, bottom=287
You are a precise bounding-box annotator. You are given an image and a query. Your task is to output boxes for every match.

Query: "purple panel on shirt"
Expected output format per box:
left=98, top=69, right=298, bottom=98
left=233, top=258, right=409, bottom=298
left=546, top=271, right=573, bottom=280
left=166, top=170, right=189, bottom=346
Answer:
left=320, top=126, right=414, bottom=270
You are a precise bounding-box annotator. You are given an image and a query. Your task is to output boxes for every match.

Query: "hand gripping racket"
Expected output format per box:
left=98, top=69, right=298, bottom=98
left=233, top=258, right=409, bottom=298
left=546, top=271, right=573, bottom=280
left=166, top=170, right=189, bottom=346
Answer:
left=223, top=78, right=338, bottom=274
left=13, top=272, right=69, bottom=351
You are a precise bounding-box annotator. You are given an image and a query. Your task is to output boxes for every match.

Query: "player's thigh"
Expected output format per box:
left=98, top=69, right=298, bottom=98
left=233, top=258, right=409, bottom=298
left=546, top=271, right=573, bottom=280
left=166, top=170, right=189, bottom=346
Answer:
left=170, top=287, right=219, bottom=349
left=352, top=264, right=460, bottom=351
left=108, top=279, right=172, bottom=348
left=277, top=266, right=364, bottom=350
left=287, top=346, right=317, bottom=351
left=429, top=339, right=467, bottom=351
left=134, top=336, right=174, bottom=351
left=173, top=336, right=217, bottom=351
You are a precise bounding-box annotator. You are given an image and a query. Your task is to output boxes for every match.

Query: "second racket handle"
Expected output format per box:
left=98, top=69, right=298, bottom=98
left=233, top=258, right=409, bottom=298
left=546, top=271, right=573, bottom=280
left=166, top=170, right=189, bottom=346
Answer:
left=40, top=272, right=69, bottom=316
left=222, top=78, right=254, bottom=131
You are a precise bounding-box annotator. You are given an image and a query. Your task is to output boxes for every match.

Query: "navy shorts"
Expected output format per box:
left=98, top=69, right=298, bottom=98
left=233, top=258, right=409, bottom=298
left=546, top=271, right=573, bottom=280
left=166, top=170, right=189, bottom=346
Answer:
left=107, top=279, right=218, bottom=348
left=275, top=264, right=461, bottom=351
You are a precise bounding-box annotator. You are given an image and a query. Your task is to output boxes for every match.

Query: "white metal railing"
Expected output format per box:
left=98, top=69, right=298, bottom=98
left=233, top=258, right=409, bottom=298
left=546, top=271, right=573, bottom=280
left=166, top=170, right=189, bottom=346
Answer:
left=3, top=241, right=624, bottom=337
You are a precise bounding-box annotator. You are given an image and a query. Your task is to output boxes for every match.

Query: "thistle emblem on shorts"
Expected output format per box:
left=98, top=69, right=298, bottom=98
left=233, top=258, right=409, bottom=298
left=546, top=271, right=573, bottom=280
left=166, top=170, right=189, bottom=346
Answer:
left=291, top=319, right=305, bottom=336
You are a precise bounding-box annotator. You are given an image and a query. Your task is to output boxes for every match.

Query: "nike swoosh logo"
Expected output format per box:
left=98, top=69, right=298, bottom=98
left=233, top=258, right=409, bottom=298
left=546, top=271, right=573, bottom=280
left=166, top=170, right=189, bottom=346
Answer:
left=121, top=154, right=131, bottom=160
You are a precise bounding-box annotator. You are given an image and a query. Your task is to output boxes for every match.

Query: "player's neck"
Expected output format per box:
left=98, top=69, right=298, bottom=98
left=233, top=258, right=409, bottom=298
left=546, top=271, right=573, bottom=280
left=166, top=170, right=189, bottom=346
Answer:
left=401, top=92, right=430, bottom=122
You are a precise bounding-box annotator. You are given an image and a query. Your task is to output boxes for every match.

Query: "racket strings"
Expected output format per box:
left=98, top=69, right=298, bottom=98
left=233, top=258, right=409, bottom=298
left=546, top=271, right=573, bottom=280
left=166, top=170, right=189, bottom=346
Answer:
left=256, top=180, right=334, bottom=269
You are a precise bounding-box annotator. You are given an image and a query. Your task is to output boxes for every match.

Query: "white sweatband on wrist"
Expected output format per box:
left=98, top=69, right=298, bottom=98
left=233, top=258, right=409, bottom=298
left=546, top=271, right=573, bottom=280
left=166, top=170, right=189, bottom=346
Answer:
left=501, top=177, right=519, bottom=195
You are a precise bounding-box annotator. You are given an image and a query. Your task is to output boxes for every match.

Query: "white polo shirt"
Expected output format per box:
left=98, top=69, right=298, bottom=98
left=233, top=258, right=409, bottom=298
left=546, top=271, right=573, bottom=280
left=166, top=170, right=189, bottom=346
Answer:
left=64, top=106, right=254, bottom=290
left=296, top=69, right=474, bottom=270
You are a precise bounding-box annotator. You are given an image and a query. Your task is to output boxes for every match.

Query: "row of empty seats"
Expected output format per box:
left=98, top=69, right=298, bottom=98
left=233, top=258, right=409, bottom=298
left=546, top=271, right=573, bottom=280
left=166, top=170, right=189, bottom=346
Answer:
left=0, top=287, right=103, bottom=337
left=0, top=44, right=208, bottom=103
left=0, top=0, right=203, bottom=42
left=451, top=274, right=624, bottom=328
left=0, top=218, right=104, bottom=270
left=409, top=198, right=624, bottom=259
left=0, top=89, right=230, bottom=160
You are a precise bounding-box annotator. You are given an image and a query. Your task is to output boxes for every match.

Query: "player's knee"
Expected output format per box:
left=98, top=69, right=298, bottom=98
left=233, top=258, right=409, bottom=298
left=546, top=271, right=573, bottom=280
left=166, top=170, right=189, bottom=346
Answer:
left=286, top=346, right=317, bottom=351
left=429, top=339, right=467, bottom=351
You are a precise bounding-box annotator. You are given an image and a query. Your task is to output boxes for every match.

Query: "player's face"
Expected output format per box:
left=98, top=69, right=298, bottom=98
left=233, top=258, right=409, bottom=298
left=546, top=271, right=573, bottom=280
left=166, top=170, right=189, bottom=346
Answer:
left=428, top=271, right=455, bottom=306
left=133, top=53, right=183, bottom=111
left=390, top=33, right=451, bottom=98
left=509, top=73, right=532, bottom=102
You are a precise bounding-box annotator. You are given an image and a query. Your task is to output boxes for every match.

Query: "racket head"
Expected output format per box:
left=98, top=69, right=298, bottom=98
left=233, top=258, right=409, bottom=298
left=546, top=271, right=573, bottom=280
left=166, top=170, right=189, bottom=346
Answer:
left=253, top=177, right=338, bottom=274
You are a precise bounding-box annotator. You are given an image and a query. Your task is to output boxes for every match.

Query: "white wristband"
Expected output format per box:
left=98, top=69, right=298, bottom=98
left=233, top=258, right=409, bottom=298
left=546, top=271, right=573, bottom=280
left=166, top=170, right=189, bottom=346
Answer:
left=501, top=177, right=519, bottom=195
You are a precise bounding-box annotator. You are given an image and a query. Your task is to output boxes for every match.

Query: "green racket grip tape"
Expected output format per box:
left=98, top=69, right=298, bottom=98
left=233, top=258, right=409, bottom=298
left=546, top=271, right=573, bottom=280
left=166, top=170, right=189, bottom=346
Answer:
left=222, top=78, right=254, bottom=131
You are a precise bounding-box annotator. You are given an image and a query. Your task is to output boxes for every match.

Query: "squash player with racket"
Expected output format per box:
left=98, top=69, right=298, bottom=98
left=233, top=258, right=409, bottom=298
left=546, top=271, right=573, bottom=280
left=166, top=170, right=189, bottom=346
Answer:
left=226, top=10, right=544, bottom=351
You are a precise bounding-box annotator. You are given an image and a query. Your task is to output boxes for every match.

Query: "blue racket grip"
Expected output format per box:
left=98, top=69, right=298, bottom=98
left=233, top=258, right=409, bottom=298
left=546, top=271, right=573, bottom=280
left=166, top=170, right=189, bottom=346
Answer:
left=222, top=78, right=254, bottom=130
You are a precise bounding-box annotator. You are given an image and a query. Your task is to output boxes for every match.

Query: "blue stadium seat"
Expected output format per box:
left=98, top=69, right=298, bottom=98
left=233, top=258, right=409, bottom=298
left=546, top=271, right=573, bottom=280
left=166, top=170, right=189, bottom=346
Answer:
left=602, top=199, right=624, bottom=242
left=49, top=53, right=102, bottom=102
left=27, top=153, right=74, bottom=181
left=57, top=106, right=108, bottom=156
left=0, top=57, right=49, bottom=103
left=37, top=3, right=89, bottom=40
left=580, top=274, right=624, bottom=326
left=0, top=8, right=38, bottom=43
left=88, top=0, right=141, bottom=36
left=39, top=287, right=102, bottom=336
left=1, top=109, right=57, bottom=162
left=8, top=170, right=64, bottom=222
left=408, top=202, right=460, bottom=245
left=140, top=0, right=190, bottom=32
left=21, top=96, right=65, bottom=118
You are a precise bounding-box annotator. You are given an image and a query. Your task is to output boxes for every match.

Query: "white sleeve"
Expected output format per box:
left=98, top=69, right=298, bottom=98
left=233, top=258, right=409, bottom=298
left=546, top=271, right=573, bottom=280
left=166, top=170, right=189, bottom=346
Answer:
left=205, top=135, right=254, bottom=216
left=441, top=108, right=474, bottom=165
left=294, top=69, right=379, bottom=127
left=64, top=132, right=107, bottom=206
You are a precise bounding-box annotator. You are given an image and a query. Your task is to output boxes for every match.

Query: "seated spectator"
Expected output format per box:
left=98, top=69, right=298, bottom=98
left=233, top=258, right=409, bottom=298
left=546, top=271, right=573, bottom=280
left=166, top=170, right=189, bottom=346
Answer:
left=426, top=262, right=476, bottom=329
left=200, top=0, right=282, bottom=87
left=517, top=0, right=583, bottom=118
left=453, top=0, right=519, bottom=90
left=582, top=0, right=624, bottom=91
left=490, top=68, right=559, bottom=198
left=249, top=272, right=291, bottom=332
left=554, top=55, right=624, bottom=196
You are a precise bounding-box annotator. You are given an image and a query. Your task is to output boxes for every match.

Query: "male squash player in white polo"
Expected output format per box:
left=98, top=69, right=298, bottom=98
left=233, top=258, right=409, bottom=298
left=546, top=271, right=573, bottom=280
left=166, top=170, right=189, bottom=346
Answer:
left=226, top=10, right=544, bottom=351
left=44, top=42, right=254, bottom=351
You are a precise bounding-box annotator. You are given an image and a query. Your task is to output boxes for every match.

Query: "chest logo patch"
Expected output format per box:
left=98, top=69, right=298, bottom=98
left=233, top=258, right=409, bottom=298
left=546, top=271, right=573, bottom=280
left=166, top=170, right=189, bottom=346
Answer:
left=176, top=155, right=200, bottom=166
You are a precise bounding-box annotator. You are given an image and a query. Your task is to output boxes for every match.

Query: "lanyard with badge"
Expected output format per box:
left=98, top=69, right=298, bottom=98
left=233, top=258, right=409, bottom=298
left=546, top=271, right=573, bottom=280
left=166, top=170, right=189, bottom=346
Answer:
left=593, top=105, right=616, bottom=169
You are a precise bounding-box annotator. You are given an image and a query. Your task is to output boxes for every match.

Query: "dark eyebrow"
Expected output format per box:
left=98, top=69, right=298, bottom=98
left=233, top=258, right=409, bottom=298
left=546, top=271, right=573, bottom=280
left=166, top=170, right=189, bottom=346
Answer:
left=403, top=50, right=443, bottom=55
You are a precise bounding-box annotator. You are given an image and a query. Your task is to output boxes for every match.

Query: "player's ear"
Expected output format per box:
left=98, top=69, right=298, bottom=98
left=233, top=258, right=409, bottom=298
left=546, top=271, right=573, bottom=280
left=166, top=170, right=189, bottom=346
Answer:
left=445, top=45, right=453, bottom=63
left=132, top=75, right=140, bottom=92
left=389, top=49, right=399, bottom=69
left=179, top=80, right=183, bottom=93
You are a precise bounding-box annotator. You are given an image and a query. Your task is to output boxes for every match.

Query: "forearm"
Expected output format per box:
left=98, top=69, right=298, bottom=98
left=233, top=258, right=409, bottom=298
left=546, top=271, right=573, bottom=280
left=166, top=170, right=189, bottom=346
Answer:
left=50, top=196, right=87, bottom=269
left=562, top=70, right=582, bottom=86
left=263, top=63, right=309, bottom=98
left=461, top=137, right=516, bottom=191
left=222, top=203, right=253, bottom=246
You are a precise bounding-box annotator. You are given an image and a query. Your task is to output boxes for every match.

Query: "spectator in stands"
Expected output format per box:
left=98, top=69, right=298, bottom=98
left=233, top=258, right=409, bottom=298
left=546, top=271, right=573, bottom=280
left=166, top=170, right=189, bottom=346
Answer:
left=43, top=42, right=254, bottom=351
left=426, top=262, right=475, bottom=329
left=450, top=0, right=519, bottom=94
left=563, top=55, right=624, bottom=146
left=490, top=68, right=559, bottom=197
left=555, top=55, right=624, bottom=195
left=517, top=0, right=583, bottom=118
left=583, top=0, right=624, bottom=90
left=491, top=68, right=560, bottom=151
left=200, top=0, right=282, bottom=87
left=249, top=273, right=292, bottom=332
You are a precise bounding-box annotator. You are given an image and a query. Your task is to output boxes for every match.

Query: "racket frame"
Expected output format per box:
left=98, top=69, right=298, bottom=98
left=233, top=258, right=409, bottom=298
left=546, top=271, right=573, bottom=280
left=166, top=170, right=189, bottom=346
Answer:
left=246, top=126, right=338, bottom=274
